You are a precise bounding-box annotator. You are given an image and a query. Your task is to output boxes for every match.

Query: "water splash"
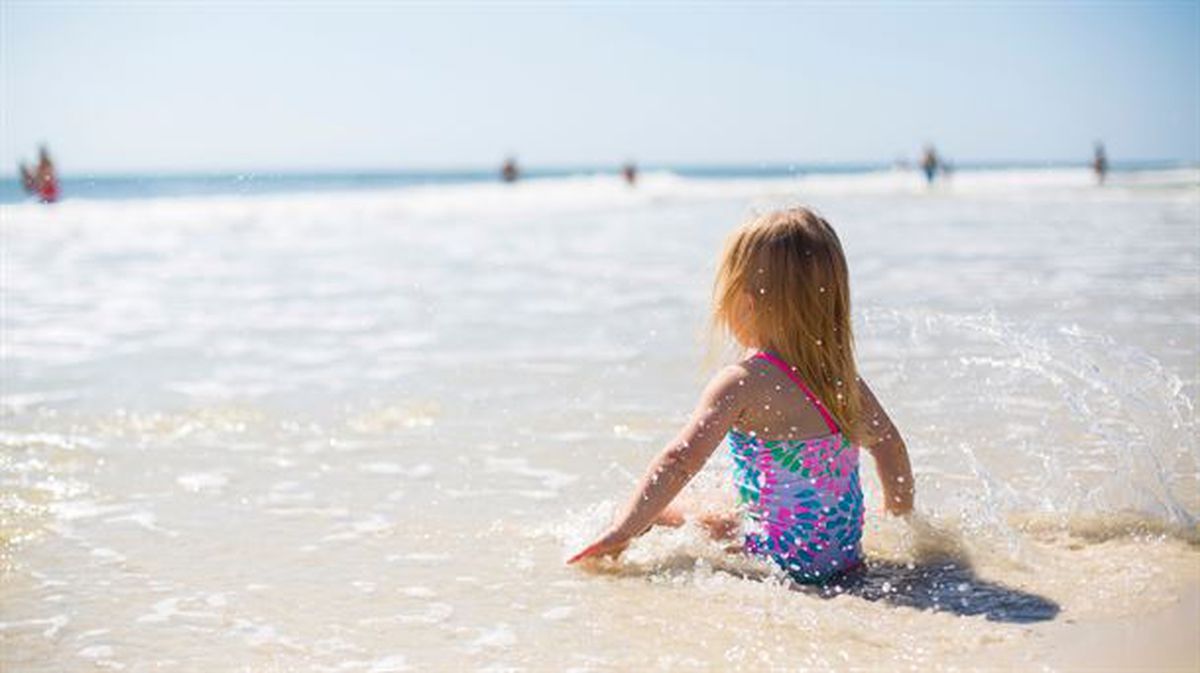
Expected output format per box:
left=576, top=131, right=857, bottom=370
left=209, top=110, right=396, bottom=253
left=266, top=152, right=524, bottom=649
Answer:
left=859, top=308, right=1198, bottom=537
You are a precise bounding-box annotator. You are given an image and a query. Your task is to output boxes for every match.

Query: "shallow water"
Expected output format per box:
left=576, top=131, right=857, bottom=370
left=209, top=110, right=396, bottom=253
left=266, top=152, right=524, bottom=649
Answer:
left=2, top=168, right=1198, bottom=671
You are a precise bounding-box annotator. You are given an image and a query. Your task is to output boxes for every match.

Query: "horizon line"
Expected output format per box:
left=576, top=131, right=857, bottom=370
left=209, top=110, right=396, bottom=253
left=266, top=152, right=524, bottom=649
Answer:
left=1, top=157, right=1194, bottom=180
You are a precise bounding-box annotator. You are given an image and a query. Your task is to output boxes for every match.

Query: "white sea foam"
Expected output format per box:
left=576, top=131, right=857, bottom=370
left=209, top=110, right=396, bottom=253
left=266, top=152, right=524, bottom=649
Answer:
left=359, top=462, right=434, bottom=478
left=176, top=471, right=230, bottom=493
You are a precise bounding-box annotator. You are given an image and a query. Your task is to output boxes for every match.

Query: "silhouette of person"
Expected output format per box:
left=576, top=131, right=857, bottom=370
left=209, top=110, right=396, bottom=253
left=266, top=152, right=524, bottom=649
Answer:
left=19, top=145, right=60, bottom=203
left=920, top=144, right=940, bottom=185
left=1093, top=142, right=1108, bottom=185
left=501, top=157, right=520, bottom=183
left=19, top=163, right=36, bottom=194
left=621, top=161, right=637, bottom=187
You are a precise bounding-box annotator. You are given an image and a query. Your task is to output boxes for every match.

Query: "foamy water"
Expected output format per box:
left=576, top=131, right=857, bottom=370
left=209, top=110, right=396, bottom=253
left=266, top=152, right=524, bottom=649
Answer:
left=2, top=167, right=1198, bottom=671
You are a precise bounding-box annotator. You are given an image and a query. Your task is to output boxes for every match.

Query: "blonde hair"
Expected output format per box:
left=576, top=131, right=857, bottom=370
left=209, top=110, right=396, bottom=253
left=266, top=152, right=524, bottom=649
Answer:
left=712, top=207, right=863, bottom=443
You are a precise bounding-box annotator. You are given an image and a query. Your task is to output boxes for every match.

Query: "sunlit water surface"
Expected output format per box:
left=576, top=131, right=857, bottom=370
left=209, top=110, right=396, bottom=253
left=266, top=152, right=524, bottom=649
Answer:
left=2, top=168, right=1198, bottom=671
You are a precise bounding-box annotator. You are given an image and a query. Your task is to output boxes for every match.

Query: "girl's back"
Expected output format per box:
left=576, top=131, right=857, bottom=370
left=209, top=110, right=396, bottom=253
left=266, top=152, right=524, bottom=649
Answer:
left=733, top=354, right=839, bottom=442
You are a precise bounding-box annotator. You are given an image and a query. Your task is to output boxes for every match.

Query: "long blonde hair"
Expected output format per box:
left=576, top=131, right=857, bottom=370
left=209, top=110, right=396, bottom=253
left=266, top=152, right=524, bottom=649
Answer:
left=712, top=207, right=863, bottom=443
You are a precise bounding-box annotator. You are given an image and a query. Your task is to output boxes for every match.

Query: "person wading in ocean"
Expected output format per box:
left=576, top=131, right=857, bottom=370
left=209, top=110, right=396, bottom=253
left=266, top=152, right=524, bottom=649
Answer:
left=920, top=144, right=940, bottom=186
left=501, top=157, right=520, bottom=183
left=19, top=145, right=60, bottom=203
left=1093, top=142, right=1109, bottom=185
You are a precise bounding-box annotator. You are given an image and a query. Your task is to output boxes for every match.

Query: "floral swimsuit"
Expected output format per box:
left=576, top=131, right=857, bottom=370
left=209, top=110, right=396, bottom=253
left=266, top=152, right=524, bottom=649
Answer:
left=729, top=351, right=865, bottom=583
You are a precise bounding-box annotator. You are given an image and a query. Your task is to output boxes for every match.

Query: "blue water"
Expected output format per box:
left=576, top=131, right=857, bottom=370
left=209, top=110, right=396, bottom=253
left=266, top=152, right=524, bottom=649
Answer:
left=0, top=161, right=1185, bottom=204
left=0, top=164, right=882, bottom=204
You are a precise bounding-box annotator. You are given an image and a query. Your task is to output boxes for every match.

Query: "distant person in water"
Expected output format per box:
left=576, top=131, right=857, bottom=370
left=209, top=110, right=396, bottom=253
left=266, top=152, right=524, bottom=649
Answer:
left=501, top=157, right=520, bottom=183
left=920, top=144, right=940, bottom=185
left=1092, top=142, right=1108, bottom=185
left=19, top=145, right=60, bottom=203
left=621, top=161, right=637, bottom=187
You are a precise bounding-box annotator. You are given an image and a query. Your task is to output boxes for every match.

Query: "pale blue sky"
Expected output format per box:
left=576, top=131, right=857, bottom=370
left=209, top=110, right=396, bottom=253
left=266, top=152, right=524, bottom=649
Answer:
left=2, top=1, right=1197, bottom=173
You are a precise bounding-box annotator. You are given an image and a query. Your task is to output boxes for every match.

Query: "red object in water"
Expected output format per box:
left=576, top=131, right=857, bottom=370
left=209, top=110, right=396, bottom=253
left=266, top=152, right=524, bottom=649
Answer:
left=38, top=175, right=60, bottom=203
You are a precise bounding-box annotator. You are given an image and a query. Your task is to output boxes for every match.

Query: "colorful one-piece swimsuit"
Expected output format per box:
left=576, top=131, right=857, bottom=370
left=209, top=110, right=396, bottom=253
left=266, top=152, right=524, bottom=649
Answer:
left=729, top=351, right=865, bottom=583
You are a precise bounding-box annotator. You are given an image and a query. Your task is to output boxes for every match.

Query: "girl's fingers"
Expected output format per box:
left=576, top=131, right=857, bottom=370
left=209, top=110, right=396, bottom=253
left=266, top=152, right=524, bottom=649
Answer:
left=566, top=543, right=601, bottom=564
left=567, top=537, right=626, bottom=564
left=567, top=530, right=633, bottom=565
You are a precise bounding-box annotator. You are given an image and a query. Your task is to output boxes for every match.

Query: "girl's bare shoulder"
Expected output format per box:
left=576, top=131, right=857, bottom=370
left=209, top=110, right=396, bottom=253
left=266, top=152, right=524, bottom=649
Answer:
left=708, top=355, right=778, bottom=399
left=735, top=355, right=785, bottom=390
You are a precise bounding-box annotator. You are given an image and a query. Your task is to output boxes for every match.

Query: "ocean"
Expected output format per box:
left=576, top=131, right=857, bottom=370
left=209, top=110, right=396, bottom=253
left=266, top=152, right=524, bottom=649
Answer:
left=1, top=165, right=1197, bottom=671
left=0, top=164, right=889, bottom=205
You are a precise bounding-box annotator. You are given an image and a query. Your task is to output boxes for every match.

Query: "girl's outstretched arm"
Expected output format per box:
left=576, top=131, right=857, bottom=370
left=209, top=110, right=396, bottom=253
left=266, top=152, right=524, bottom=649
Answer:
left=859, top=379, right=915, bottom=515
left=567, top=365, right=749, bottom=563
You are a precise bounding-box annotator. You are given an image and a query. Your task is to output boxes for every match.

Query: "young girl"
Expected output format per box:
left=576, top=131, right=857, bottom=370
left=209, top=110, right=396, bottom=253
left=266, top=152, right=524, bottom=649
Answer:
left=569, top=207, right=914, bottom=584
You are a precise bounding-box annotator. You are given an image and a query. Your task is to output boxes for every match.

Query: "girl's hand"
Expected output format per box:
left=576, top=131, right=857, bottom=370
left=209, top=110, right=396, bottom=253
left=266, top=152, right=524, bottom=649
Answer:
left=567, top=366, right=750, bottom=567
left=567, top=528, right=631, bottom=564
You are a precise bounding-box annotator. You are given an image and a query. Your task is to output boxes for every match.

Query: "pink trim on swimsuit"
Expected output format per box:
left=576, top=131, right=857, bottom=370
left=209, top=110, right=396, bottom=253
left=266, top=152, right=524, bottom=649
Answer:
left=754, top=350, right=839, bottom=435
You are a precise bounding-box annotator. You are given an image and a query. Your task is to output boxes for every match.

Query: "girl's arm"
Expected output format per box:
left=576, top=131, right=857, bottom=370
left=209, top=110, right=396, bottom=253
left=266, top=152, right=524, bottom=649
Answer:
left=859, top=379, right=914, bottom=515
left=567, top=366, right=749, bottom=563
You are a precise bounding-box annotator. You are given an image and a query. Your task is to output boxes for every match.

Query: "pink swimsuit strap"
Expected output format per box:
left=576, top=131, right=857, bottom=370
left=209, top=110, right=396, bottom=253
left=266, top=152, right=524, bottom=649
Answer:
left=754, top=351, right=840, bottom=435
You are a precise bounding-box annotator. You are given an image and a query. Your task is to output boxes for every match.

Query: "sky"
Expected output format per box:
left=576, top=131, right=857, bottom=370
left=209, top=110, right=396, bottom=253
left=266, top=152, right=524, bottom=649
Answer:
left=2, top=1, right=1198, bottom=173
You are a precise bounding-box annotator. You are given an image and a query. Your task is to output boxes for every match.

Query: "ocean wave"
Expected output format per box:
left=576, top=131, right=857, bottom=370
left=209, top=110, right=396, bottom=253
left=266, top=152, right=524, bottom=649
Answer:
left=2, top=166, right=1196, bottom=226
